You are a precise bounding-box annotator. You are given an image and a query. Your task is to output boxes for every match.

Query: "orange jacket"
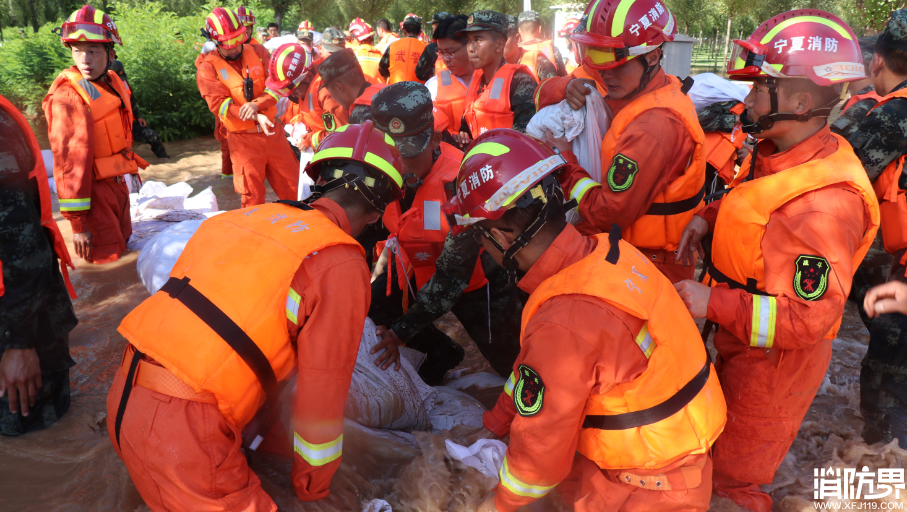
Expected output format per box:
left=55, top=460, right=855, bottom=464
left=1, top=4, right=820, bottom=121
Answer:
left=353, top=43, right=385, bottom=83
left=703, top=102, right=746, bottom=185
left=197, top=44, right=278, bottom=134
left=387, top=37, right=427, bottom=83
left=517, top=40, right=558, bottom=81
left=484, top=226, right=725, bottom=512
left=843, top=89, right=883, bottom=113
left=557, top=72, right=704, bottom=253
left=299, top=60, right=349, bottom=149
left=463, top=63, right=531, bottom=136
left=1, top=94, right=77, bottom=298
left=381, top=143, right=486, bottom=295
left=377, top=32, right=399, bottom=53
left=697, top=127, right=877, bottom=482
left=118, top=199, right=369, bottom=501
left=433, top=70, right=468, bottom=136
left=867, top=87, right=907, bottom=257
left=352, top=82, right=386, bottom=108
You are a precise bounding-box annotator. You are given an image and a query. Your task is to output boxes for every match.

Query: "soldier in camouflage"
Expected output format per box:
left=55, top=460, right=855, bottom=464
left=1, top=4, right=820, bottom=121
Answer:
left=852, top=10, right=907, bottom=448
left=831, top=36, right=881, bottom=140
left=0, top=101, right=78, bottom=436
left=366, top=82, right=522, bottom=384
left=414, top=12, right=452, bottom=82
left=109, top=59, right=169, bottom=158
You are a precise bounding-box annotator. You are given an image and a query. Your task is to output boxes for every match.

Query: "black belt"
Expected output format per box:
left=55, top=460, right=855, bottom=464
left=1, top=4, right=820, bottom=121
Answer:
left=706, top=264, right=769, bottom=296
left=645, top=185, right=705, bottom=216
left=582, top=359, right=711, bottom=430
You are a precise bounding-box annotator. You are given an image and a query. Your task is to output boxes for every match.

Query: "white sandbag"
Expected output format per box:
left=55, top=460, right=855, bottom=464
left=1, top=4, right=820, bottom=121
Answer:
left=445, top=438, right=507, bottom=479
left=688, top=73, right=750, bottom=111
left=428, top=387, right=486, bottom=433
left=445, top=372, right=506, bottom=392
left=345, top=317, right=437, bottom=430
left=362, top=499, right=393, bottom=512
left=136, top=220, right=205, bottom=295
left=298, top=148, right=315, bottom=201
left=183, top=186, right=218, bottom=212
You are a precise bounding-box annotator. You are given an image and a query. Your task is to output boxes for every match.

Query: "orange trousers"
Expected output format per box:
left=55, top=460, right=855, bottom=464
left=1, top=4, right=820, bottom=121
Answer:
left=655, top=261, right=695, bottom=284
left=214, top=117, right=233, bottom=177
left=226, top=130, right=299, bottom=207
left=106, top=367, right=277, bottom=512
left=87, top=178, right=132, bottom=264
left=559, top=453, right=713, bottom=512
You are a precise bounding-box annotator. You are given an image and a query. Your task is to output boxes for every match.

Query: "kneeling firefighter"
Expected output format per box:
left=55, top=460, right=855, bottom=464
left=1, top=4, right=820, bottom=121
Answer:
left=447, top=129, right=727, bottom=512
left=106, top=117, right=404, bottom=510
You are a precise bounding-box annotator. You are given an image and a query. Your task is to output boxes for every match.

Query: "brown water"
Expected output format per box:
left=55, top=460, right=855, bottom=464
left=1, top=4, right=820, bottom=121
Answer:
left=1, top=133, right=902, bottom=511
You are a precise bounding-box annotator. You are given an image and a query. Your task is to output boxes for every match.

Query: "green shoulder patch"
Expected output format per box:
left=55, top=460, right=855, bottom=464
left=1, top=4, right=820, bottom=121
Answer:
left=606, top=153, right=639, bottom=192
left=514, top=364, right=545, bottom=417
left=322, top=112, right=337, bottom=132
left=794, top=255, right=830, bottom=301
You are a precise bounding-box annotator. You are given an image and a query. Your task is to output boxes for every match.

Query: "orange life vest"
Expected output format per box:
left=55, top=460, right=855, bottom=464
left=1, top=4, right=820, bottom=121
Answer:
left=118, top=203, right=363, bottom=428
left=44, top=67, right=145, bottom=180
left=521, top=233, right=726, bottom=470
left=352, top=83, right=387, bottom=108
left=354, top=44, right=385, bottom=83
left=381, top=143, right=487, bottom=295
left=435, top=57, right=448, bottom=73
left=377, top=33, right=399, bottom=53
left=565, top=58, right=579, bottom=75
left=843, top=89, right=883, bottom=113
left=1, top=94, right=77, bottom=299
left=210, top=46, right=278, bottom=133
left=703, top=102, right=746, bottom=185
left=463, top=64, right=531, bottom=136
left=706, top=133, right=880, bottom=341
left=434, top=70, right=468, bottom=136
left=604, top=76, right=706, bottom=252
left=868, top=88, right=907, bottom=255
left=518, top=41, right=558, bottom=81
left=301, top=59, right=326, bottom=132
left=387, top=37, right=427, bottom=84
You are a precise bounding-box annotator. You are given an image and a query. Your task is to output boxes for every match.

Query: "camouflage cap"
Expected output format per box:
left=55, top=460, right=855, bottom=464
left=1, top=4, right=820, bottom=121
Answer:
left=881, top=9, right=907, bottom=53
left=370, top=82, right=435, bottom=158
left=507, top=15, right=518, bottom=32
left=321, top=27, right=346, bottom=52
left=317, top=48, right=360, bottom=89
left=518, top=11, right=541, bottom=24
left=858, top=36, right=878, bottom=66
left=432, top=12, right=450, bottom=24
left=456, top=11, right=508, bottom=37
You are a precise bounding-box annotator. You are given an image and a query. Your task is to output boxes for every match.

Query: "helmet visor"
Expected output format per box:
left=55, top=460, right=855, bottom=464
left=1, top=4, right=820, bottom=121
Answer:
left=727, top=39, right=773, bottom=78
left=217, top=30, right=247, bottom=49
left=573, top=36, right=627, bottom=70
left=61, top=22, right=114, bottom=44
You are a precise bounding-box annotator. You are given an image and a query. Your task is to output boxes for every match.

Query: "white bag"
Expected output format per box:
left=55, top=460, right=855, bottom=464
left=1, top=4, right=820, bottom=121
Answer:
left=445, top=438, right=508, bottom=479
left=687, top=73, right=750, bottom=111
left=136, top=220, right=205, bottom=294
left=298, top=148, right=315, bottom=200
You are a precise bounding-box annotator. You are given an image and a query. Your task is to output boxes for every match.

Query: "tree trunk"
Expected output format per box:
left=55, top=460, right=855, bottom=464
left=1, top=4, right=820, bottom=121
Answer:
left=722, top=16, right=732, bottom=68
left=25, top=0, right=38, bottom=33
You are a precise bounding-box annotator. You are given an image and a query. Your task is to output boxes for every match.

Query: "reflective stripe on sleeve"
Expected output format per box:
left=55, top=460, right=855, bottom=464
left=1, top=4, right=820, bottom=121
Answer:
left=570, top=177, right=600, bottom=203
left=635, top=322, right=655, bottom=359
left=286, top=288, right=301, bottom=325
left=59, top=198, right=91, bottom=211
left=504, top=372, right=517, bottom=397
left=218, top=98, right=233, bottom=117
left=265, top=88, right=280, bottom=101
left=294, top=433, right=342, bottom=466
left=750, top=295, right=777, bottom=349
left=499, top=456, right=556, bottom=498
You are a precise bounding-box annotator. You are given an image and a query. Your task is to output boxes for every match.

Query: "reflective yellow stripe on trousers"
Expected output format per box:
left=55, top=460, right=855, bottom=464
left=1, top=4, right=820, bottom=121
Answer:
left=750, top=295, right=777, bottom=349
left=294, top=433, right=343, bottom=466
left=499, top=456, right=556, bottom=498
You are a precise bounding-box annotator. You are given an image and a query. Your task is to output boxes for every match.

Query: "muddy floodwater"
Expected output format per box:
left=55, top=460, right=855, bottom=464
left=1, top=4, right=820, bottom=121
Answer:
left=2, top=131, right=906, bottom=511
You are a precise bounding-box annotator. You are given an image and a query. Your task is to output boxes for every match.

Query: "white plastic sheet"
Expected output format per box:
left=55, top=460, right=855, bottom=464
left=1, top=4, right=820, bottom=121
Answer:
left=687, top=73, right=751, bottom=111
left=128, top=181, right=222, bottom=251
left=445, top=438, right=508, bottom=479
left=298, top=148, right=315, bottom=200
left=136, top=219, right=204, bottom=294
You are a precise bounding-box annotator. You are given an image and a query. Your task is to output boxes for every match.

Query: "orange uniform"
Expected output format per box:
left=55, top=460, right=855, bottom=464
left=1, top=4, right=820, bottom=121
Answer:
left=106, top=199, right=370, bottom=510
left=196, top=44, right=298, bottom=206
left=196, top=52, right=234, bottom=178
left=483, top=225, right=724, bottom=512
left=298, top=59, right=349, bottom=149
left=697, top=127, right=878, bottom=511
left=535, top=68, right=702, bottom=283
left=384, top=37, right=427, bottom=83
left=353, top=43, right=385, bottom=83
left=43, top=67, right=142, bottom=264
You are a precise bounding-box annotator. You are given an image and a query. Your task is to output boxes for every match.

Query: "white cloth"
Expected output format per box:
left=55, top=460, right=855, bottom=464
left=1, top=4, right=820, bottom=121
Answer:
left=297, top=148, right=315, bottom=201
left=445, top=438, right=508, bottom=479
left=200, top=41, right=216, bottom=55
left=263, top=34, right=299, bottom=51
left=362, top=499, right=392, bottom=512
left=688, top=73, right=750, bottom=111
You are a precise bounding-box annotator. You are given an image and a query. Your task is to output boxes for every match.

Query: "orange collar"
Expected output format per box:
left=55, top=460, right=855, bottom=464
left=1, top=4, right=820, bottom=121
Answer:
left=753, top=125, right=836, bottom=178
left=312, top=198, right=353, bottom=235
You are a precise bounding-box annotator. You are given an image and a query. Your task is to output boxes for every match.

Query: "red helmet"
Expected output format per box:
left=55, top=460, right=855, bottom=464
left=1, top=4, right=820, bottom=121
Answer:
left=558, top=17, right=581, bottom=38
left=304, top=121, right=405, bottom=212
left=297, top=20, right=314, bottom=39
left=350, top=18, right=374, bottom=42
left=236, top=6, right=256, bottom=27
left=205, top=7, right=246, bottom=49
left=572, top=0, right=676, bottom=70
left=60, top=5, right=122, bottom=46
left=445, top=129, right=569, bottom=235
left=727, top=10, right=864, bottom=86
left=265, top=43, right=313, bottom=96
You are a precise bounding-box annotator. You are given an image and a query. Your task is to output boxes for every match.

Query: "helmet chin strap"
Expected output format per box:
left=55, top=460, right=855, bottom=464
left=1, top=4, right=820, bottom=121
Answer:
left=620, top=47, right=661, bottom=101
left=740, top=77, right=837, bottom=134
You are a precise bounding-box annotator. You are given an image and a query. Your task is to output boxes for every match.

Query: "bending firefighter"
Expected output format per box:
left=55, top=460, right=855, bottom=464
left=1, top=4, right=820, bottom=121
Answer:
left=446, top=130, right=726, bottom=512
left=673, top=11, right=880, bottom=512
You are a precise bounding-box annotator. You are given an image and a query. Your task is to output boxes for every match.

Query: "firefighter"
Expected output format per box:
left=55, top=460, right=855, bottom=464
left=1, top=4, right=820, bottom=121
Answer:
left=44, top=5, right=147, bottom=264
left=295, top=27, right=349, bottom=151
left=380, top=14, right=428, bottom=84
left=106, top=121, right=404, bottom=511
left=559, top=17, right=581, bottom=74
left=236, top=6, right=261, bottom=46
left=514, top=11, right=563, bottom=81
left=318, top=49, right=386, bottom=124
left=375, top=18, right=399, bottom=53
left=672, top=11, right=880, bottom=511
left=831, top=36, right=882, bottom=139
left=456, top=11, right=538, bottom=145
left=444, top=129, right=726, bottom=512
left=367, top=83, right=523, bottom=383
left=297, top=20, right=314, bottom=47
left=425, top=15, right=473, bottom=138
left=536, top=0, right=705, bottom=283
left=349, top=18, right=383, bottom=82
left=196, top=7, right=299, bottom=207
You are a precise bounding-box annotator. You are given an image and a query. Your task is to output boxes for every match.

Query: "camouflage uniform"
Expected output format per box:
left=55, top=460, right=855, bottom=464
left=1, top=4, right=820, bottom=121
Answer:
left=853, top=10, right=907, bottom=448
left=0, top=107, right=78, bottom=436
left=110, top=59, right=169, bottom=158
left=697, top=100, right=739, bottom=133
left=415, top=42, right=439, bottom=82
left=831, top=85, right=881, bottom=140
left=367, top=82, right=523, bottom=383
